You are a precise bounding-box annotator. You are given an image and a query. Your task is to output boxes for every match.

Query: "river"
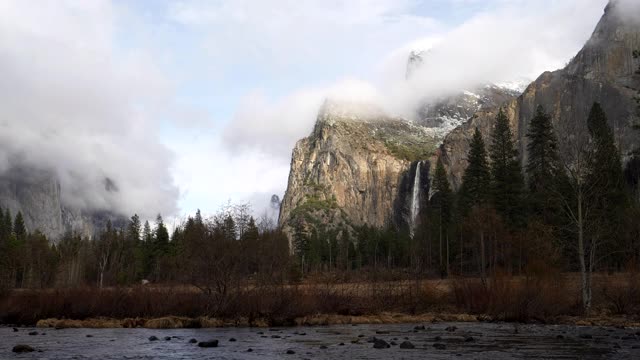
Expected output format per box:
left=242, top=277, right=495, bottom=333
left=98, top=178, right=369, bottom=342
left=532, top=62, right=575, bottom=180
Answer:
left=2, top=322, right=639, bottom=359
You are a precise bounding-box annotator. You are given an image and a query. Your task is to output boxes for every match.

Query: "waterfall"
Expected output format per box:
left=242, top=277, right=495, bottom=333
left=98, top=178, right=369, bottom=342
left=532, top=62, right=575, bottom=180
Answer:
left=409, top=161, right=422, bottom=238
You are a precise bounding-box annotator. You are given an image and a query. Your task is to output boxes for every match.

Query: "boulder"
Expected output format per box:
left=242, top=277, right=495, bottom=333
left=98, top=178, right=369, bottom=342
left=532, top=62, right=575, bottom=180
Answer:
left=399, top=341, right=415, bottom=349
left=433, top=343, right=447, bottom=350
left=12, top=345, right=35, bottom=353
left=198, top=340, right=219, bottom=348
left=373, top=338, right=390, bottom=349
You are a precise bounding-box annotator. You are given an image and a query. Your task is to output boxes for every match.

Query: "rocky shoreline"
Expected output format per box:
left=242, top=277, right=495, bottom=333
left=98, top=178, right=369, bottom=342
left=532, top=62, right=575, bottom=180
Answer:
left=9, top=312, right=639, bottom=330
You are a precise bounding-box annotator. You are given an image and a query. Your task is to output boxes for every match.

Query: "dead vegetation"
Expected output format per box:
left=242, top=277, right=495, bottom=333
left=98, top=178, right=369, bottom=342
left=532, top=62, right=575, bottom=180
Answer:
left=2, top=271, right=639, bottom=328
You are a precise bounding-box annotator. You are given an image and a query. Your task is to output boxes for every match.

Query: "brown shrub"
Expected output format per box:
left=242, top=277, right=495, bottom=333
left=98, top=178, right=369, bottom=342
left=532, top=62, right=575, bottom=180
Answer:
left=452, top=272, right=577, bottom=322
left=598, top=272, right=640, bottom=314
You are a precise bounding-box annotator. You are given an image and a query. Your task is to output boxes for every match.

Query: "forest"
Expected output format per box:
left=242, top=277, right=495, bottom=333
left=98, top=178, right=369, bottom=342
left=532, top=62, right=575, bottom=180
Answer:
left=1, top=102, right=640, bottom=325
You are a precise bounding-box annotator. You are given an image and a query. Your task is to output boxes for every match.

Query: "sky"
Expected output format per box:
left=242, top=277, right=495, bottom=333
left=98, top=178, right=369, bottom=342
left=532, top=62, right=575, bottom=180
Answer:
left=0, top=0, right=612, bottom=222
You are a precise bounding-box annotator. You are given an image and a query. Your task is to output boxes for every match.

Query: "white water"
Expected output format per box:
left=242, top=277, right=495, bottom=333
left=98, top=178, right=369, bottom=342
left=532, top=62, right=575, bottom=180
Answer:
left=409, top=161, right=422, bottom=238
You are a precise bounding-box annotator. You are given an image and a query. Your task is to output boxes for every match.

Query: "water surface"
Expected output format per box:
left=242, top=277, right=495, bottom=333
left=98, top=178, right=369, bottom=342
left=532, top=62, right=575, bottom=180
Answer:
left=2, top=322, right=639, bottom=359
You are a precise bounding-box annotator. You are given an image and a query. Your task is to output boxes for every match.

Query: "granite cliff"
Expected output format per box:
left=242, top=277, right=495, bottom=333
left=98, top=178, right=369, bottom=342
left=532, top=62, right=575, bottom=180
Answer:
left=0, top=167, right=126, bottom=241
left=278, top=102, right=436, bottom=239
left=441, top=0, right=640, bottom=188
left=278, top=81, right=520, bottom=240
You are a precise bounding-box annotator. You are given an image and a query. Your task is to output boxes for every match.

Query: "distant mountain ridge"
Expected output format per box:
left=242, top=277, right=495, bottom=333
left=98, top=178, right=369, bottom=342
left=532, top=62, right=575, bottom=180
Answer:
left=0, top=166, right=126, bottom=241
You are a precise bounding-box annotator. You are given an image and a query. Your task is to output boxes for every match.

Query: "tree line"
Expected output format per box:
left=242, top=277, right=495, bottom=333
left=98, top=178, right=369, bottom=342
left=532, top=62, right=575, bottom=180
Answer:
left=0, top=205, right=291, bottom=296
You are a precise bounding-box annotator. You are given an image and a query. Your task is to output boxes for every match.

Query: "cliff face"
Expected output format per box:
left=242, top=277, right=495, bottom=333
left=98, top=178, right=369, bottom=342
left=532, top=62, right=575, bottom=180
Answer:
left=278, top=88, right=521, bottom=239
left=0, top=168, right=64, bottom=238
left=0, top=167, right=126, bottom=241
left=278, top=102, right=437, bottom=238
left=441, top=1, right=640, bottom=187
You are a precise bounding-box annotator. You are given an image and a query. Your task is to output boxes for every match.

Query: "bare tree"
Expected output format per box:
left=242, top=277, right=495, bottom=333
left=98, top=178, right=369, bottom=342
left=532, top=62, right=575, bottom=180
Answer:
left=555, top=121, right=612, bottom=312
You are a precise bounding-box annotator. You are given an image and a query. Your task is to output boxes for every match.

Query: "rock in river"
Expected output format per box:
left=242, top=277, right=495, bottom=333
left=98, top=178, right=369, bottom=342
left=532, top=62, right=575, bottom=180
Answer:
left=433, top=343, right=447, bottom=350
left=373, top=338, right=390, bottom=349
left=198, top=340, right=219, bottom=348
left=13, top=345, right=35, bottom=353
left=399, top=341, right=415, bottom=349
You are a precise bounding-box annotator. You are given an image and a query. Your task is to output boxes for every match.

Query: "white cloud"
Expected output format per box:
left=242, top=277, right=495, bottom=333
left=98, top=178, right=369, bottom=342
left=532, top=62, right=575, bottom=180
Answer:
left=166, top=129, right=289, bottom=219
left=223, top=79, right=380, bottom=159
left=221, top=0, right=609, bottom=159
left=381, top=0, right=609, bottom=116
left=0, top=1, right=179, bottom=218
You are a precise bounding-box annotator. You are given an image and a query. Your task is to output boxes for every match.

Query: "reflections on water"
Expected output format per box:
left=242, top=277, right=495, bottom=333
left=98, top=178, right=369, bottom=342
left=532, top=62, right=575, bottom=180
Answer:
left=3, top=322, right=639, bottom=359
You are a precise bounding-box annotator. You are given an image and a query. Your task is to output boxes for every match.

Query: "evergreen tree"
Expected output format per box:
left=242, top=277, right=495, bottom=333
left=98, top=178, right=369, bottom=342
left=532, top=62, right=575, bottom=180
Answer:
left=587, top=103, right=626, bottom=206
left=143, top=221, right=153, bottom=242
left=154, top=215, right=170, bottom=249
left=432, top=157, right=453, bottom=275
left=586, top=103, right=627, bottom=267
left=489, top=108, right=525, bottom=227
left=433, top=158, right=453, bottom=226
left=292, top=217, right=308, bottom=271
left=526, top=105, right=563, bottom=219
left=0, top=207, right=9, bottom=242
left=222, top=215, right=236, bottom=241
left=13, top=212, right=27, bottom=241
left=195, top=209, right=204, bottom=226
left=459, top=127, right=491, bottom=212
left=127, top=214, right=141, bottom=243
left=242, top=217, right=259, bottom=242
left=3, top=209, right=12, bottom=239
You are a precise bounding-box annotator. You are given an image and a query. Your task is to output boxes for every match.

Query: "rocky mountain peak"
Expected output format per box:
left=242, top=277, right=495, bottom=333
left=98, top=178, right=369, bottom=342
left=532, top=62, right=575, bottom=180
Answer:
left=441, top=0, right=640, bottom=188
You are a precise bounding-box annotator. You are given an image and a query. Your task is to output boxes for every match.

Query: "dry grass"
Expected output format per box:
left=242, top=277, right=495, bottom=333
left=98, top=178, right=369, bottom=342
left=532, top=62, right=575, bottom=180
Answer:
left=2, top=272, right=640, bottom=327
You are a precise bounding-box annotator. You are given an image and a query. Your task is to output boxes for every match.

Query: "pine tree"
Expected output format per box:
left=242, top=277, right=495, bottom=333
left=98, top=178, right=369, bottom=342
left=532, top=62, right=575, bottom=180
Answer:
left=292, top=217, right=308, bottom=272
left=587, top=103, right=626, bottom=205
left=586, top=103, right=627, bottom=266
left=3, top=209, right=12, bottom=238
left=489, top=108, right=525, bottom=227
left=13, top=212, right=27, bottom=242
left=432, top=157, right=453, bottom=275
left=242, top=217, right=259, bottom=242
left=127, top=214, right=141, bottom=243
left=142, top=221, right=152, bottom=242
left=195, top=209, right=204, bottom=226
left=154, top=215, right=170, bottom=249
left=459, top=127, right=491, bottom=212
left=222, top=215, right=236, bottom=241
left=526, top=105, right=563, bottom=219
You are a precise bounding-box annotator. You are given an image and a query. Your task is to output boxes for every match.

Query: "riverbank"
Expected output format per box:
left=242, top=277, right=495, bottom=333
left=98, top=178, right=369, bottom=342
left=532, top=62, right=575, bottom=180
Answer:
left=28, top=313, right=640, bottom=330
left=3, top=273, right=639, bottom=328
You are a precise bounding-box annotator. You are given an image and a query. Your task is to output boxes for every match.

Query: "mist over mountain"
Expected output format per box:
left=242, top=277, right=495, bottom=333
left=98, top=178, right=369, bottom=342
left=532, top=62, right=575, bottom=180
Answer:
left=0, top=1, right=179, bottom=237
left=278, top=0, right=640, bottom=244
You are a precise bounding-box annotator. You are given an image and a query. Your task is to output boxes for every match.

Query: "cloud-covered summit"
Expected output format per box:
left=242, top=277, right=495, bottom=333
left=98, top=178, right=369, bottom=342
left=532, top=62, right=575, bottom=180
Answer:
left=0, top=1, right=179, bottom=219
